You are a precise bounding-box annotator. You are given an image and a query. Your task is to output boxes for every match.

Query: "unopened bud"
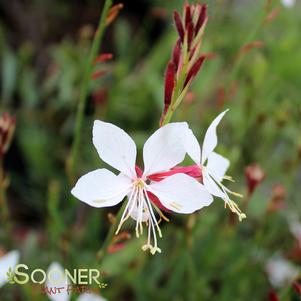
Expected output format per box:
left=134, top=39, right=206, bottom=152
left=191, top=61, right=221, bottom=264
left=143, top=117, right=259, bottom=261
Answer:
left=244, top=163, right=265, bottom=196
left=0, top=112, right=16, bottom=157
left=106, top=3, right=124, bottom=26
left=293, top=281, right=301, bottom=296
left=268, top=290, right=279, bottom=301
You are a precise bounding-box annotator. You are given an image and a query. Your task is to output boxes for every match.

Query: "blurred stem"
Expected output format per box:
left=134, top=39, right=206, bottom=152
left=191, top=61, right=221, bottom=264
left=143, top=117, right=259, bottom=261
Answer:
left=67, top=0, right=112, bottom=183
left=0, top=157, right=11, bottom=237
left=47, top=180, right=64, bottom=252
left=96, top=200, right=128, bottom=264
left=226, top=4, right=268, bottom=91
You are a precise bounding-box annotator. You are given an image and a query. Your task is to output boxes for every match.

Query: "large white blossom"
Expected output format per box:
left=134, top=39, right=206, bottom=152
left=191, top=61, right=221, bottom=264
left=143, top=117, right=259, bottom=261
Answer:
left=72, top=121, right=212, bottom=254
left=0, top=250, right=20, bottom=288
left=184, top=110, right=246, bottom=220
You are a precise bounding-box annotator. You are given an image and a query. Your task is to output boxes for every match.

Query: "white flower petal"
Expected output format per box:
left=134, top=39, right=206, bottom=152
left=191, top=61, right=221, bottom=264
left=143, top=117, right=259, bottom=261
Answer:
left=203, top=170, right=225, bottom=198
left=71, top=169, right=132, bottom=208
left=46, top=262, right=69, bottom=301
left=148, top=173, right=213, bottom=214
left=93, top=120, right=137, bottom=178
left=78, top=293, right=107, bottom=301
left=202, top=110, right=228, bottom=164
left=130, top=203, right=150, bottom=222
left=0, top=250, right=20, bottom=288
left=142, top=122, right=188, bottom=176
left=266, top=256, right=299, bottom=288
left=206, top=152, right=230, bottom=182
left=281, top=0, right=295, bottom=8
left=184, top=128, right=201, bottom=164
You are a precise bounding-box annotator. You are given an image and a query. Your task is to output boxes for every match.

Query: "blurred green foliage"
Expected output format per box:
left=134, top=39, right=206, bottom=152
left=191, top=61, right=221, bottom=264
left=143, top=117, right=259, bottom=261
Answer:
left=0, top=0, right=301, bottom=300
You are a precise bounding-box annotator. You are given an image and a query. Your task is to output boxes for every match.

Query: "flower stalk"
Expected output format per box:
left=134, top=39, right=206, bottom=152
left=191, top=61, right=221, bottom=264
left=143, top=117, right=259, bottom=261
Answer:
left=67, top=0, right=113, bottom=182
left=0, top=112, right=16, bottom=235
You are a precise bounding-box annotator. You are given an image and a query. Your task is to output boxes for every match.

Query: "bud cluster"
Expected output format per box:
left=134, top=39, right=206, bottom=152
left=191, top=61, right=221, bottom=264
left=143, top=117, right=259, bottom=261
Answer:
left=160, top=2, right=208, bottom=125
left=0, top=112, right=16, bottom=157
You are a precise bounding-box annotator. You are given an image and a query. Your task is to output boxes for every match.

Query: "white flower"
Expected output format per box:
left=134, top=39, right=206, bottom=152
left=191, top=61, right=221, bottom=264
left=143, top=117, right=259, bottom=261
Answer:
left=281, top=0, right=295, bottom=8
left=46, top=262, right=70, bottom=301
left=184, top=110, right=246, bottom=220
left=288, top=216, right=301, bottom=249
left=46, top=262, right=107, bottom=301
left=71, top=121, right=212, bottom=254
left=0, top=250, right=20, bottom=288
left=266, top=256, right=299, bottom=288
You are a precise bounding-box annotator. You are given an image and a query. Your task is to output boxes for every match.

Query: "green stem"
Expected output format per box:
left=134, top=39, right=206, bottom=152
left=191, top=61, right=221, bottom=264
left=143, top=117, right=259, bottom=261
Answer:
left=96, top=200, right=128, bottom=264
left=0, top=157, right=11, bottom=239
left=68, top=0, right=112, bottom=182
left=226, top=5, right=268, bottom=91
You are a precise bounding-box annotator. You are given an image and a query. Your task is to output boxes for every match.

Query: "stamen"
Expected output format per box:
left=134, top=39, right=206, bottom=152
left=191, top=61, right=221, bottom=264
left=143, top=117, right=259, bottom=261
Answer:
left=153, top=205, right=170, bottom=222
left=225, top=199, right=247, bottom=222
left=115, top=187, right=138, bottom=235
left=207, top=170, right=246, bottom=221
left=223, top=175, right=235, bottom=182
left=143, top=189, right=162, bottom=238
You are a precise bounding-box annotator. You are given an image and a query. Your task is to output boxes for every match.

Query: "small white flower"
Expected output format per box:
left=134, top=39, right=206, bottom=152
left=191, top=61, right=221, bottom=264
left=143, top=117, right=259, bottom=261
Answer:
left=288, top=217, right=301, bottom=248
left=266, top=256, right=299, bottom=288
left=281, top=0, right=295, bottom=8
left=184, top=110, right=246, bottom=220
left=71, top=121, right=212, bottom=254
left=46, top=262, right=107, bottom=301
left=46, top=262, right=70, bottom=301
left=0, top=250, right=20, bottom=288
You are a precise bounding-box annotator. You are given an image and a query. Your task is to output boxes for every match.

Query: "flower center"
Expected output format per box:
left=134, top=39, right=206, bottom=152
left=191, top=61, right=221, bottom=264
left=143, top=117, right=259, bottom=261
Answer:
left=115, top=178, right=163, bottom=255
left=134, top=178, right=145, bottom=189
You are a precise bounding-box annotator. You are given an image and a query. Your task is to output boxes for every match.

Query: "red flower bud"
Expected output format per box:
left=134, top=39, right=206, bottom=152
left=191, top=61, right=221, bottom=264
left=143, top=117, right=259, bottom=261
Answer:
left=0, top=112, right=16, bottom=157
left=173, top=11, right=184, bottom=42
left=92, top=89, right=108, bottom=106
left=108, top=243, right=126, bottom=254
left=172, top=39, right=181, bottom=69
left=267, top=184, right=287, bottom=213
left=106, top=3, right=124, bottom=26
left=195, top=4, right=207, bottom=34
left=163, top=61, right=176, bottom=114
left=244, top=163, right=266, bottom=196
left=293, top=281, right=301, bottom=296
left=187, top=22, right=194, bottom=50
left=91, top=70, right=107, bottom=80
left=94, top=53, right=113, bottom=63
left=184, top=55, right=206, bottom=87
left=268, top=290, right=279, bottom=301
left=184, top=5, right=192, bottom=30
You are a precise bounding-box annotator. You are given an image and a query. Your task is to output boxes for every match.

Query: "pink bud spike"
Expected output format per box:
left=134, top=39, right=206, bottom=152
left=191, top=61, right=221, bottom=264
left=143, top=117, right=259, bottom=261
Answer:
left=173, top=11, right=184, bottom=42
